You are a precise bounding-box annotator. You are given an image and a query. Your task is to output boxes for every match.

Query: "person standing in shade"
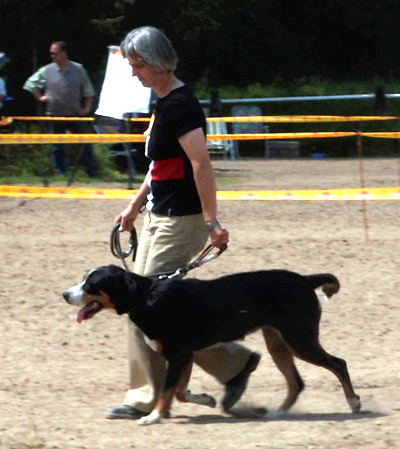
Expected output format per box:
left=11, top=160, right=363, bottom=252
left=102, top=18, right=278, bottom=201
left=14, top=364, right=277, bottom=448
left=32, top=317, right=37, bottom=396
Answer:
left=23, top=41, right=98, bottom=176
left=0, top=74, right=6, bottom=112
left=110, top=26, right=260, bottom=420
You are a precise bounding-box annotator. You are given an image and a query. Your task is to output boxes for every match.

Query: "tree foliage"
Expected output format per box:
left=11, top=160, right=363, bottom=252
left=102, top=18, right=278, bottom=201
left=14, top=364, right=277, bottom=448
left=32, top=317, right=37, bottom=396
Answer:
left=1, top=0, right=400, bottom=114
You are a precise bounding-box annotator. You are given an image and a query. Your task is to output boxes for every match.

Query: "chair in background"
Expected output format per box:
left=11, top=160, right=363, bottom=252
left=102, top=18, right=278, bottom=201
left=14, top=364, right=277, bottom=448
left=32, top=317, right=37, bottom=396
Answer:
left=231, top=105, right=270, bottom=158
left=231, top=105, right=300, bottom=159
left=206, top=119, right=236, bottom=169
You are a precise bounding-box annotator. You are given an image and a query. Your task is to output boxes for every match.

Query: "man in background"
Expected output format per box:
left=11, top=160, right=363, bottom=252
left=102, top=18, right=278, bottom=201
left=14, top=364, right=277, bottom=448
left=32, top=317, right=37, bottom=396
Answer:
left=0, top=73, right=6, bottom=112
left=24, top=41, right=98, bottom=177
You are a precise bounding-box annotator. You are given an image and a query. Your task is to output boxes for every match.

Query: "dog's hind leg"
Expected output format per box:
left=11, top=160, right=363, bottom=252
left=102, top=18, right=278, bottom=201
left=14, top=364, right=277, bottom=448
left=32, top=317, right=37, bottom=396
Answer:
left=262, top=327, right=305, bottom=412
left=285, top=335, right=361, bottom=413
left=176, top=390, right=217, bottom=408
left=175, top=359, right=216, bottom=408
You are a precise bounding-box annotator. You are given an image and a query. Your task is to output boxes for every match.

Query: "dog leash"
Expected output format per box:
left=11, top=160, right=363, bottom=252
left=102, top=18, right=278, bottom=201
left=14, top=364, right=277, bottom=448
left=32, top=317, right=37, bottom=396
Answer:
left=110, top=223, right=227, bottom=279
left=110, top=222, right=138, bottom=272
left=155, top=243, right=228, bottom=280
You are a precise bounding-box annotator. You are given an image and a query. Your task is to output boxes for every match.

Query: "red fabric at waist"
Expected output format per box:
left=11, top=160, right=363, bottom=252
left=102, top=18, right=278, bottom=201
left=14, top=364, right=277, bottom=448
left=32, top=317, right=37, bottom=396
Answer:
left=151, top=157, right=185, bottom=181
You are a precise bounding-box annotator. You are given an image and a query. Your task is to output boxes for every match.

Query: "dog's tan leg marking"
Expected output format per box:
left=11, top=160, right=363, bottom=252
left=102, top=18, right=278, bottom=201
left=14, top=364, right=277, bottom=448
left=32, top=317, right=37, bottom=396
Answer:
left=174, top=359, right=217, bottom=408
left=138, top=360, right=198, bottom=425
left=262, top=327, right=304, bottom=411
left=155, top=388, right=176, bottom=415
left=174, top=359, right=193, bottom=402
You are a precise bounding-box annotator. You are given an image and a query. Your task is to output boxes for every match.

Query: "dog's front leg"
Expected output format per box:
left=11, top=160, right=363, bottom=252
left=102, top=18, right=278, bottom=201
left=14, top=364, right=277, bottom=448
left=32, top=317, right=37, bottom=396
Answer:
left=138, top=349, right=192, bottom=426
left=174, top=357, right=194, bottom=402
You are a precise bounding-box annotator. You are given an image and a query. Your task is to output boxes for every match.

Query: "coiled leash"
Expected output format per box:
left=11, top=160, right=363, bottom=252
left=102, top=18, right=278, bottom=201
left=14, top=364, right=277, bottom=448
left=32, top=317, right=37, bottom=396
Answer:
left=110, top=222, right=138, bottom=272
left=110, top=222, right=227, bottom=279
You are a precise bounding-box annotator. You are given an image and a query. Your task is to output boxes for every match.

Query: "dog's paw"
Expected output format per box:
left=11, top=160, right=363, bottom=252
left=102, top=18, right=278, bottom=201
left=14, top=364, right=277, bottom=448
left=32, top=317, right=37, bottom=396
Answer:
left=348, top=395, right=361, bottom=413
left=202, top=394, right=217, bottom=408
left=182, top=390, right=217, bottom=408
left=137, top=410, right=162, bottom=426
left=224, top=404, right=268, bottom=418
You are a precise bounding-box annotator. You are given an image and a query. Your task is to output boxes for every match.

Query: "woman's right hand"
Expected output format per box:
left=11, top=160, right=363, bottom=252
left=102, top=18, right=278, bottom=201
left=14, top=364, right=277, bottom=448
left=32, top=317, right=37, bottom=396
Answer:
left=115, top=203, right=139, bottom=232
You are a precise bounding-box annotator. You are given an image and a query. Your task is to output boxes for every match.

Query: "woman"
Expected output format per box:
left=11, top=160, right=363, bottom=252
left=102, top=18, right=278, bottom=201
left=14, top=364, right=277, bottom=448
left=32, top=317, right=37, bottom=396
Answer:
left=110, top=26, right=260, bottom=419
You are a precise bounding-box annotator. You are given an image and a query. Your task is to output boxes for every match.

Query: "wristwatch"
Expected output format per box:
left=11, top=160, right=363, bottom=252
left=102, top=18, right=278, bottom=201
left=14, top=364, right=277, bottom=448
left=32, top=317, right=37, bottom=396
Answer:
left=205, top=220, right=220, bottom=232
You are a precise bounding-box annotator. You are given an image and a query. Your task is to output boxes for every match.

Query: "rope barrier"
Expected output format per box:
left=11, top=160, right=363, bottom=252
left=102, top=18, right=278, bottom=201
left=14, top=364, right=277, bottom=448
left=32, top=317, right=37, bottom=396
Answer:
left=3, top=114, right=400, bottom=123
left=4, top=130, right=400, bottom=144
left=6, top=116, right=95, bottom=121
left=0, top=117, right=13, bottom=126
left=207, top=131, right=357, bottom=140
left=5, top=116, right=150, bottom=122
left=0, top=133, right=147, bottom=144
left=217, top=187, right=400, bottom=201
left=361, top=132, right=400, bottom=139
left=0, top=185, right=398, bottom=201
left=206, top=115, right=399, bottom=123
left=1, top=115, right=398, bottom=145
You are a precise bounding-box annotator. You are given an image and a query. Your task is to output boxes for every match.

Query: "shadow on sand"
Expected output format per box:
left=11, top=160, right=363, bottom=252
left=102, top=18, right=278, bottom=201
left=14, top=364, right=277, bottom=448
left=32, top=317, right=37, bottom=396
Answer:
left=172, top=409, right=388, bottom=426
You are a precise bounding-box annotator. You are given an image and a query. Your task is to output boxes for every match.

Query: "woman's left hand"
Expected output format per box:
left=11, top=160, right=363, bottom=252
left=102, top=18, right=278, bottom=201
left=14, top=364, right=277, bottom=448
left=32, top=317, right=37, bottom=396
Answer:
left=209, top=225, right=229, bottom=249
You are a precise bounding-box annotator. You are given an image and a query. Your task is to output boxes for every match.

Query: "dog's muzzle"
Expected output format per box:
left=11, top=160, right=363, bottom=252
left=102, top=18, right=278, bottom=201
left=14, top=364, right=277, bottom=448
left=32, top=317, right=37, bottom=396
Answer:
left=62, top=285, right=104, bottom=323
left=62, top=282, right=85, bottom=306
left=63, top=291, right=72, bottom=303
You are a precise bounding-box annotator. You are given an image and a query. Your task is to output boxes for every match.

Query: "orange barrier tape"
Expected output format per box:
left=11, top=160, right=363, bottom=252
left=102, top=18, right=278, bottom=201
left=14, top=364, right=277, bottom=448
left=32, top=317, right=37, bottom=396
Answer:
left=207, top=115, right=399, bottom=123
left=1, top=185, right=398, bottom=201
left=216, top=187, right=400, bottom=201
left=0, top=117, right=13, bottom=126
left=361, top=132, right=400, bottom=139
left=208, top=132, right=357, bottom=140
left=0, top=133, right=146, bottom=144
left=7, top=116, right=151, bottom=122
left=6, top=115, right=400, bottom=123
left=7, top=116, right=149, bottom=122
left=0, top=131, right=358, bottom=144
left=3, top=130, right=400, bottom=145
left=7, top=116, right=94, bottom=121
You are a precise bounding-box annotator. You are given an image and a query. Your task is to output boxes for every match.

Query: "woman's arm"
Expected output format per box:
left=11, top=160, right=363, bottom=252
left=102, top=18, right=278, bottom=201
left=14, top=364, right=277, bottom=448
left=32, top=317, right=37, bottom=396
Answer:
left=179, top=127, right=229, bottom=248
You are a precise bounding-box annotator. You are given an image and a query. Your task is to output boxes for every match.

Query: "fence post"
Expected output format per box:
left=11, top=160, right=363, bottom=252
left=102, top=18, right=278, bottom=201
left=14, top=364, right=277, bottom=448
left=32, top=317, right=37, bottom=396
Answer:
left=357, top=133, right=369, bottom=242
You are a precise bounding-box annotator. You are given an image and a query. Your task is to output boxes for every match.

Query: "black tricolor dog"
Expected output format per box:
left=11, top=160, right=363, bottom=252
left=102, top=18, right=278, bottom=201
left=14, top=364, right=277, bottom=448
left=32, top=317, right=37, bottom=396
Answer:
left=63, top=265, right=361, bottom=425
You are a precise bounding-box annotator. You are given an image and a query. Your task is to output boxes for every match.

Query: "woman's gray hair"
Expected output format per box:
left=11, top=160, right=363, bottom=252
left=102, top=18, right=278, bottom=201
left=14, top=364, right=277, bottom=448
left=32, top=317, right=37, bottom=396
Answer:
left=121, top=26, right=178, bottom=72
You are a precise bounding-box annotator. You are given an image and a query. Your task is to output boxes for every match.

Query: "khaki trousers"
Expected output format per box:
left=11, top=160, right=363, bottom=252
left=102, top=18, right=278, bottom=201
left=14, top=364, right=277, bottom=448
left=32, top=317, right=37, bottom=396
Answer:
left=123, top=211, right=252, bottom=413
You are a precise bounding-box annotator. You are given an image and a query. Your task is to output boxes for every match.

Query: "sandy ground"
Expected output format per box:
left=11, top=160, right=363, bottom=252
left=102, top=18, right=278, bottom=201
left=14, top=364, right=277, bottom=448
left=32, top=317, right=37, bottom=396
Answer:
left=0, top=158, right=399, bottom=449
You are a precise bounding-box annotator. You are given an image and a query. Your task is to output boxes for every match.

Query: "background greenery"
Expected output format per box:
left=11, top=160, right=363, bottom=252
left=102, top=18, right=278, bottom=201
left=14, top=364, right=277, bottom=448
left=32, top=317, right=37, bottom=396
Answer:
left=2, top=0, right=400, bottom=113
left=1, top=1, right=399, bottom=181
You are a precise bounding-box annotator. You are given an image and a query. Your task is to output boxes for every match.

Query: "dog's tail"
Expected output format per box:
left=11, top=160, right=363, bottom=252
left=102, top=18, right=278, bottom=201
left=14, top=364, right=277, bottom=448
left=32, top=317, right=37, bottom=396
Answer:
left=305, top=273, right=340, bottom=299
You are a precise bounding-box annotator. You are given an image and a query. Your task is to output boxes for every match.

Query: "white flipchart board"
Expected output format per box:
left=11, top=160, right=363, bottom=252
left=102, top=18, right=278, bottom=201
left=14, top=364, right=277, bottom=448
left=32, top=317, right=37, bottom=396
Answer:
left=95, top=46, right=151, bottom=119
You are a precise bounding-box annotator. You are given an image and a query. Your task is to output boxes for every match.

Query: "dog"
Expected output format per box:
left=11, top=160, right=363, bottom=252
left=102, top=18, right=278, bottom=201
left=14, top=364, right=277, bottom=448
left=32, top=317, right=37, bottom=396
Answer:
left=63, top=265, right=361, bottom=425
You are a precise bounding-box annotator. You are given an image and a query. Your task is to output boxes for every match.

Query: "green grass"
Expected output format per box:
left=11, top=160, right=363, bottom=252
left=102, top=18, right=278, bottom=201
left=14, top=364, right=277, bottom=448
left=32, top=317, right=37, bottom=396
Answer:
left=0, top=138, right=146, bottom=187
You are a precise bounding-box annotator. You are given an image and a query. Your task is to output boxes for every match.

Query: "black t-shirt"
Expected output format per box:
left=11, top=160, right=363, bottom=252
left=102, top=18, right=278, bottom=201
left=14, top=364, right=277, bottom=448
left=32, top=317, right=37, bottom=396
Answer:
left=146, top=85, right=206, bottom=216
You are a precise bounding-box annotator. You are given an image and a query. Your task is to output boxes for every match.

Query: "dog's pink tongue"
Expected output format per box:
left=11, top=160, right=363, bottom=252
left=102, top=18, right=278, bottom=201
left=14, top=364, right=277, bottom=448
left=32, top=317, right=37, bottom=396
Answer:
left=77, top=301, right=103, bottom=323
